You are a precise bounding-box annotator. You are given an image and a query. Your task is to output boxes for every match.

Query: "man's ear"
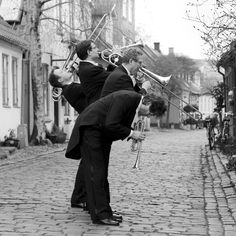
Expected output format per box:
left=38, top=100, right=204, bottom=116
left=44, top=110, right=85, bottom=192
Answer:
left=87, top=49, right=91, bottom=56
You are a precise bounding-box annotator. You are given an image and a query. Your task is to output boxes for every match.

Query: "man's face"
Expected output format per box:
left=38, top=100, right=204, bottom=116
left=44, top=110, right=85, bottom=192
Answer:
left=88, top=43, right=99, bottom=60
left=54, top=69, right=73, bottom=84
left=130, top=55, right=143, bottom=76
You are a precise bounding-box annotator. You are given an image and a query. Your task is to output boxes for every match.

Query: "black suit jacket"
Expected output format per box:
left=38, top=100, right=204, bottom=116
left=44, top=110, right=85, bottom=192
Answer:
left=77, top=61, right=110, bottom=104
left=62, top=82, right=87, bottom=113
left=100, top=65, right=142, bottom=97
left=65, top=90, right=141, bottom=160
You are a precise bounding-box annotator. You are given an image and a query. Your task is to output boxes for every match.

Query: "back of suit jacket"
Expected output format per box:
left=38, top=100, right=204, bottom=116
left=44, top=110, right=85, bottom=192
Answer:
left=62, top=82, right=87, bottom=114
left=77, top=61, right=110, bottom=104
left=65, top=90, right=141, bottom=160
left=100, top=65, right=140, bottom=97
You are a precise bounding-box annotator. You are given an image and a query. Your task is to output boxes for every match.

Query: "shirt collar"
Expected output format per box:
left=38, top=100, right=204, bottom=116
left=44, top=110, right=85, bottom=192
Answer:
left=82, top=60, right=98, bottom=66
left=121, top=64, right=136, bottom=86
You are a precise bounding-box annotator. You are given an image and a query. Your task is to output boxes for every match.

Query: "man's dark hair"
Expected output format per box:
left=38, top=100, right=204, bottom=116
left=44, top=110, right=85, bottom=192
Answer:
left=149, top=97, right=167, bottom=117
left=76, top=40, right=93, bottom=60
left=48, top=66, right=63, bottom=88
left=122, top=48, right=143, bottom=64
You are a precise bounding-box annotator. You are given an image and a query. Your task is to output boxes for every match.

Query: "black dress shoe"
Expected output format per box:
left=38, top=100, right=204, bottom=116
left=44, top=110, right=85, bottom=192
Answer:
left=112, top=215, right=122, bottom=222
left=71, top=202, right=87, bottom=209
left=113, top=211, right=122, bottom=220
left=93, top=218, right=120, bottom=226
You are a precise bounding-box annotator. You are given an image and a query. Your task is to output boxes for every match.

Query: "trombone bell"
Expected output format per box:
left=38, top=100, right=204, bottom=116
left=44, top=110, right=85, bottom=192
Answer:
left=140, top=67, right=171, bottom=86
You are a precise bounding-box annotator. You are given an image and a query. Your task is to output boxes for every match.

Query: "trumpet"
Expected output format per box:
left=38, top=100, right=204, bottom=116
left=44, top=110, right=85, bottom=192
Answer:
left=132, top=116, right=145, bottom=169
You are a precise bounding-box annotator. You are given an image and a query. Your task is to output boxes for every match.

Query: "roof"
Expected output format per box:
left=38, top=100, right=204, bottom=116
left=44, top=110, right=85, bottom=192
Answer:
left=0, top=18, right=28, bottom=49
left=0, top=0, right=21, bottom=21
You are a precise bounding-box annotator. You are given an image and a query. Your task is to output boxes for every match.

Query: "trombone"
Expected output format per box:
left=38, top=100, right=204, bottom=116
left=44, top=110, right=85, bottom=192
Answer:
left=98, top=46, right=202, bottom=122
left=52, top=4, right=116, bottom=101
left=140, top=67, right=202, bottom=121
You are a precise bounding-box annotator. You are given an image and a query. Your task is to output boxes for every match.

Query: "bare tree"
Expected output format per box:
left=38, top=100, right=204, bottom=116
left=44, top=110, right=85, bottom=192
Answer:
left=186, top=0, right=236, bottom=60
left=153, top=54, right=198, bottom=127
left=19, top=0, right=91, bottom=144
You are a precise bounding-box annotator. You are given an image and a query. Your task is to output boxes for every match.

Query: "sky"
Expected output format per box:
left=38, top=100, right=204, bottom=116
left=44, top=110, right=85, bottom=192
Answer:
left=135, top=0, right=209, bottom=59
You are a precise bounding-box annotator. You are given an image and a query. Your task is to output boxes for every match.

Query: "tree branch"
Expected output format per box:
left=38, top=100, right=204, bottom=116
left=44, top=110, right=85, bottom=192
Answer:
left=40, top=15, right=92, bottom=33
left=40, top=0, right=52, bottom=5
left=41, top=1, right=70, bottom=12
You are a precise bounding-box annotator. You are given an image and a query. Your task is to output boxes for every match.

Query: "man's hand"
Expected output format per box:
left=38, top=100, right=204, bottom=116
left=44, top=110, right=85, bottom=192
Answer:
left=131, top=131, right=146, bottom=141
left=141, top=80, right=151, bottom=92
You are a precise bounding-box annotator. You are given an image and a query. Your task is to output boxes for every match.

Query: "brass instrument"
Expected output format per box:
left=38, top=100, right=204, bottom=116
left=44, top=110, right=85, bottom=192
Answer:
left=132, top=116, right=145, bottom=170
left=140, top=67, right=202, bottom=121
left=99, top=42, right=143, bottom=66
left=99, top=46, right=202, bottom=122
left=63, top=3, right=116, bottom=72
left=52, top=4, right=116, bottom=102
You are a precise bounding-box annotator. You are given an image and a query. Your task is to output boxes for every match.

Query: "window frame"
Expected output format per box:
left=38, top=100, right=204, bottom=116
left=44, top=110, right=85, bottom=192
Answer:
left=2, top=53, right=9, bottom=107
left=12, top=56, right=19, bottom=107
left=42, top=63, right=49, bottom=116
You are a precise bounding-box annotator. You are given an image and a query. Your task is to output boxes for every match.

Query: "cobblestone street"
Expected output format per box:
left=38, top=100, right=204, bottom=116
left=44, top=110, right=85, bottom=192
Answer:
left=1, top=128, right=236, bottom=236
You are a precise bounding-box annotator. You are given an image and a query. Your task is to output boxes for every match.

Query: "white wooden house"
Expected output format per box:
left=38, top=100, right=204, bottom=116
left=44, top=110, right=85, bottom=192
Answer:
left=0, top=18, right=28, bottom=140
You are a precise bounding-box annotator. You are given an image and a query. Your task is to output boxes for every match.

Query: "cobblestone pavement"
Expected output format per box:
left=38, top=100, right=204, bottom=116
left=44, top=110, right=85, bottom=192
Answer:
left=0, top=129, right=236, bottom=236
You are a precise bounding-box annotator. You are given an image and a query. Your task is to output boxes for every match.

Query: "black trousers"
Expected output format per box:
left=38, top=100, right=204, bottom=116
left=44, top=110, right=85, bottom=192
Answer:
left=71, top=135, right=111, bottom=206
left=80, top=127, right=112, bottom=221
left=71, top=158, right=86, bottom=204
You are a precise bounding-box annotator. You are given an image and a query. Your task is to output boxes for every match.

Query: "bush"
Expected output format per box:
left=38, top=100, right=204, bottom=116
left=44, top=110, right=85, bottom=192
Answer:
left=46, top=124, right=67, bottom=144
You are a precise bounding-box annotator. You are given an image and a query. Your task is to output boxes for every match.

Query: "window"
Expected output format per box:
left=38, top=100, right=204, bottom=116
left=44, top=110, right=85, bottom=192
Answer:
left=42, top=64, right=49, bottom=116
left=122, top=0, right=127, bottom=18
left=12, top=57, right=18, bottom=107
left=2, top=54, right=9, bottom=106
left=69, top=0, right=75, bottom=35
left=128, top=0, right=133, bottom=22
left=56, top=0, right=63, bottom=35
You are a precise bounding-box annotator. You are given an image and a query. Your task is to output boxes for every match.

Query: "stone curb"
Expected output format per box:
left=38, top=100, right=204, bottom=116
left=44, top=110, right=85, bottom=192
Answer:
left=0, top=146, right=66, bottom=169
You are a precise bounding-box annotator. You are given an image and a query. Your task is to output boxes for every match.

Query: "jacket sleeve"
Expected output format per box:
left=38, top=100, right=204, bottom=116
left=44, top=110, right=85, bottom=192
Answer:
left=104, top=98, right=132, bottom=141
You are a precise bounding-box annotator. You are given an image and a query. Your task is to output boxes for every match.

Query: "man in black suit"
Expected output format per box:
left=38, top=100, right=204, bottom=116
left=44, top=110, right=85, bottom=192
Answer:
left=50, top=40, right=115, bottom=211
left=48, top=66, right=87, bottom=113
left=76, top=39, right=112, bottom=104
left=101, top=48, right=151, bottom=97
left=65, top=90, right=166, bottom=225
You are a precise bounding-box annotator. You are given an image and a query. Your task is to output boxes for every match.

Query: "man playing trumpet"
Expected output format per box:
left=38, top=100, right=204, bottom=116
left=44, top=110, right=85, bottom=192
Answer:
left=65, top=90, right=166, bottom=225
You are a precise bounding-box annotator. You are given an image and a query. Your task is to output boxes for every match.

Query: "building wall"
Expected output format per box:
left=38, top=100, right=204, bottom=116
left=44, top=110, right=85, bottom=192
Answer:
left=113, top=0, right=135, bottom=46
left=39, top=0, right=93, bottom=138
left=0, top=40, right=23, bottom=140
left=199, top=94, right=216, bottom=119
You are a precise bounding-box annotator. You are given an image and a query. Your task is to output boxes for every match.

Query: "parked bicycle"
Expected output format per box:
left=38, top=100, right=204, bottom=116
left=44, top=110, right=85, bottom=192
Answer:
left=205, top=117, right=219, bottom=150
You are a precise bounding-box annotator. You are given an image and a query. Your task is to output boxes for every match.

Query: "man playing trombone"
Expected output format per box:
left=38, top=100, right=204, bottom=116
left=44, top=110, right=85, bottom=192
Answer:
left=49, top=39, right=115, bottom=212
left=101, top=47, right=151, bottom=97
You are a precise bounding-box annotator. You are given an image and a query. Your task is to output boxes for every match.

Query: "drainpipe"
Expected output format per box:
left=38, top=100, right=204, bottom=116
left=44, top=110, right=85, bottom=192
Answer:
left=217, top=65, right=226, bottom=109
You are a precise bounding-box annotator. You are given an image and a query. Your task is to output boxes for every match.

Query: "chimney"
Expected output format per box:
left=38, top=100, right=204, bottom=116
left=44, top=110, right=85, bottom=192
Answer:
left=154, top=42, right=161, bottom=52
left=168, top=47, right=174, bottom=55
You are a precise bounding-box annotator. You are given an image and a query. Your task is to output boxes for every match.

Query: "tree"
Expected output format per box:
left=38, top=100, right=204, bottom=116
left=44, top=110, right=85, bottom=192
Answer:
left=186, top=0, right=236, bottom=60
left=18, top=0, right=91, bottom=144
left=151, top=54, right=198, bottom=127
